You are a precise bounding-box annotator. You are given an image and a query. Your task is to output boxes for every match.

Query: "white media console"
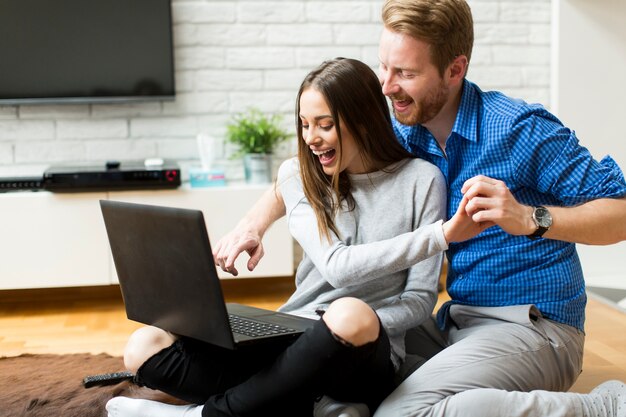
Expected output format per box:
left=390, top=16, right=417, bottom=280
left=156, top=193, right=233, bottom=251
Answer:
left=0, top=184, right=294, bottom=290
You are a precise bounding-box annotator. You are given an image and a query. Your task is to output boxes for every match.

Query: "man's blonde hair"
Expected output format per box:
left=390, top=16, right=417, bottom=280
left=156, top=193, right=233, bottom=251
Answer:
left=382, top=0, right=474, bottom=76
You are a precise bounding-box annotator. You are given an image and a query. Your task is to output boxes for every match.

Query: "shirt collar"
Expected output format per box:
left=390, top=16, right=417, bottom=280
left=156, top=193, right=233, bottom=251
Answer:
left=451, top=79, right=480, bottom=143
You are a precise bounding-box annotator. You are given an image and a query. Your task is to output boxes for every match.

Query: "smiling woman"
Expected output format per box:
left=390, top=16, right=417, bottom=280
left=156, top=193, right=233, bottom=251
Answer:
left=294, top=58, right=416, bottom=241
left=299, top=89, right=364, bottom=176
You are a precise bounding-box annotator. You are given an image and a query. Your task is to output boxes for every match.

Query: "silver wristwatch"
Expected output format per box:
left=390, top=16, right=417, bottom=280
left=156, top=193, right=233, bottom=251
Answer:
left=527, top=206, right=552, bottom=240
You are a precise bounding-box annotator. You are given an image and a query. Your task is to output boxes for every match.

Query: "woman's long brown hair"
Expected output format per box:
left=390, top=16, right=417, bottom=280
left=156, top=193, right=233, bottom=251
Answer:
left=295, top=58, right=413, bottom=241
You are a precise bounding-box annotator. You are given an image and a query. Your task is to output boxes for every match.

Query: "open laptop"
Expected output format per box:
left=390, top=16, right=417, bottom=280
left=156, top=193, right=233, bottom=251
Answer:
left=100, top=200, right=315, bottom=350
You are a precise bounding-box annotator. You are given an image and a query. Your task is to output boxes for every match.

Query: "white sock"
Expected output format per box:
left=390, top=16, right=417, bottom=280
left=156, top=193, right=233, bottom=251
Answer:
left=587, top=380, right=626, bottom=417
left=106, top=397, right=204, bottom=417
left=313, top=395, right=370, bottom=417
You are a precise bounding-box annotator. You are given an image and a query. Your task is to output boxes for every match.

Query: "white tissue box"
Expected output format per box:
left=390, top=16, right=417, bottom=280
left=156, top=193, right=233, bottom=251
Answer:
left=189, top=167, right=226, bottom=188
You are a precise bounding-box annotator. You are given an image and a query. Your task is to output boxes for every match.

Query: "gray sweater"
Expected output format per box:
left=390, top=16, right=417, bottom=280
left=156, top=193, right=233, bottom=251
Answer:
left=276, top=157, right=448, bottom=368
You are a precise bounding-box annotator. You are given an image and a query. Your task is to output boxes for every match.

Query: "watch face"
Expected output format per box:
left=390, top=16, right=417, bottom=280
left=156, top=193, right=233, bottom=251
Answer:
left=534, top=206, right=552, bottom=228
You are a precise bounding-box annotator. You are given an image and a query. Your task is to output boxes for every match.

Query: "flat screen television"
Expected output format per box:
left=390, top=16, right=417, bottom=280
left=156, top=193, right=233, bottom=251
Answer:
left=0, top=0, right=175, bottom=105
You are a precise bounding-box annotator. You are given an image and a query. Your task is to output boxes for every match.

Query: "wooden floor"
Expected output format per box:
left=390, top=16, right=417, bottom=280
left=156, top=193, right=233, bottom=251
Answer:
left=1, top=277, right=625, bottom=393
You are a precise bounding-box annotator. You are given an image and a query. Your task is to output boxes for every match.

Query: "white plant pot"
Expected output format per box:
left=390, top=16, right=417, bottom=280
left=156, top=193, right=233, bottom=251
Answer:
left=243, top=153, right=272, bottom=184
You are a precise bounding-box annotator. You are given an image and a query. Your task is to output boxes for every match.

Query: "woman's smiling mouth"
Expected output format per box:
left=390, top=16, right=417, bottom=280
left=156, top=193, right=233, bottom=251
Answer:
left=313, top=148, right=337, bottom=166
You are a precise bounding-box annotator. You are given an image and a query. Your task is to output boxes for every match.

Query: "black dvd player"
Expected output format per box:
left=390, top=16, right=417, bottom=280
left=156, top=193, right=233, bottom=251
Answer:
left=42, top=159, right=181, bottom=192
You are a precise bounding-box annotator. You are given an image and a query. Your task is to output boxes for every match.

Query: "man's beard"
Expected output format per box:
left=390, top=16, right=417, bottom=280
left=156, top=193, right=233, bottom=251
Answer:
left=392, top=81, right=449, bottom=126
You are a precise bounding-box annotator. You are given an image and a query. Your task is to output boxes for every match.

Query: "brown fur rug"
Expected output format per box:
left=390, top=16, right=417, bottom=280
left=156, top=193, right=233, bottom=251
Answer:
left=0, top=353, right=184, bottom=417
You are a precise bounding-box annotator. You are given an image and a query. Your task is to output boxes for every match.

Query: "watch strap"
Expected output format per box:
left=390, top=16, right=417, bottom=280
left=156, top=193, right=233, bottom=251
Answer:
left=528, top=224, right=549, bottom=239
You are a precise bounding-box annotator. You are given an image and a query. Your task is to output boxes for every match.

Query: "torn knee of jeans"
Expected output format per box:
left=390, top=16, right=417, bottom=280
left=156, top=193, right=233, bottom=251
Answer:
left=328, top=329, right=355, bottom=348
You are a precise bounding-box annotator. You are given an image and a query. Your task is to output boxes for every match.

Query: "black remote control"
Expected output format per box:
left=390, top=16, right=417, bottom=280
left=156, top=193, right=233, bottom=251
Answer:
left=82, top=371, right=134, bottom=388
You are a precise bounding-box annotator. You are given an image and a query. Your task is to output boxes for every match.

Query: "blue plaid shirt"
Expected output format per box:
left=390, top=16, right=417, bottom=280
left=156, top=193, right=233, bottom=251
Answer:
left=393, top=80, right=626, bottom=331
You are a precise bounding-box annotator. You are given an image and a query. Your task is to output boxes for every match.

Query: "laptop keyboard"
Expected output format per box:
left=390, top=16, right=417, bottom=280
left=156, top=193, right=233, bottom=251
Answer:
left=229, top=314, right=300, bottom=338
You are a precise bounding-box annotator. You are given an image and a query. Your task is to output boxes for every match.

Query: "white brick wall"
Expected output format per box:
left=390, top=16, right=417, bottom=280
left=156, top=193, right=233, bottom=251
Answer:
left=468, top=0, right=551, bottom=104
left=0, top=0, right=552, bottom=175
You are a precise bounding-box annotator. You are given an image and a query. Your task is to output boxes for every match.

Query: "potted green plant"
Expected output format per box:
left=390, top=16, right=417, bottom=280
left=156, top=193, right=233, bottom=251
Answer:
left=226, top=108, right=290, bottom=184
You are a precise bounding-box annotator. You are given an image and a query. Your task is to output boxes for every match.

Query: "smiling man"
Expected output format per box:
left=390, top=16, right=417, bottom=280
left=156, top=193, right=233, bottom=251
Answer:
left=371, top=1, right=626, bottom=417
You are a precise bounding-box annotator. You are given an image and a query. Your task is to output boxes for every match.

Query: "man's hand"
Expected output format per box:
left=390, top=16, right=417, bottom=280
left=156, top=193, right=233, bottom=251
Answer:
left=461, top=175, right=535, bottom=236
left=443, top=195, right=493, bottom=243
left=212, top=223, right=264, bottom=277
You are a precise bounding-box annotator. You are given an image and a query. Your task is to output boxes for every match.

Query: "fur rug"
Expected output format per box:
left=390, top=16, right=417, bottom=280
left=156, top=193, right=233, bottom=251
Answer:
left=0, top=353, right=184, bottom=417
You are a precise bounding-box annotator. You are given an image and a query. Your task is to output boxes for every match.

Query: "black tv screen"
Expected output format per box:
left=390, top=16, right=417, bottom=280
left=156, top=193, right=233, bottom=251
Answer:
left=0, top=0, right=175, bottom=105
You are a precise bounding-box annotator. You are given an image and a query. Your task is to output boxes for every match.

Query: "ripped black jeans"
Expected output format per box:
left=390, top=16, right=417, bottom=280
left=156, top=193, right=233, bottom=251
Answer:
left=135, top=318, right=395, bottom=417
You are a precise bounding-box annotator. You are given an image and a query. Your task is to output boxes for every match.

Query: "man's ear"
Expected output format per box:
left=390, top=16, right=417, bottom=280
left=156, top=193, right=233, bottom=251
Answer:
left=447, top=55, right=469, bottom=86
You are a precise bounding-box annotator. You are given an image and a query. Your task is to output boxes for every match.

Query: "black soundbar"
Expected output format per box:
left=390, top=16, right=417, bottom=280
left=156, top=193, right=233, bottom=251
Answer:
left=41, top=160, right=181, bottom=192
